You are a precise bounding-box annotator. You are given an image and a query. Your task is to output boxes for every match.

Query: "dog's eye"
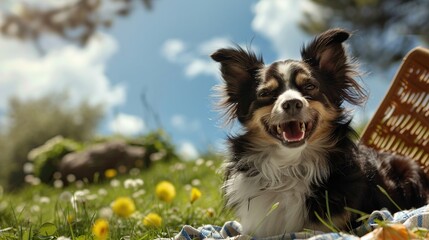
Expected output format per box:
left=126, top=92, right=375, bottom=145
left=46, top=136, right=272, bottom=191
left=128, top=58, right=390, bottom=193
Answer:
left=304, top=83, right=317, bottom=91
left=257, top=89, right=273, bottom=98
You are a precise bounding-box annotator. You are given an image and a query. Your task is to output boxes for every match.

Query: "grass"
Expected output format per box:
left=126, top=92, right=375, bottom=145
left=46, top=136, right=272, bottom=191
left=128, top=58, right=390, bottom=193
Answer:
left=2, top=155, right=428, bottom=239
left=0, top=158, right=233, bottom=239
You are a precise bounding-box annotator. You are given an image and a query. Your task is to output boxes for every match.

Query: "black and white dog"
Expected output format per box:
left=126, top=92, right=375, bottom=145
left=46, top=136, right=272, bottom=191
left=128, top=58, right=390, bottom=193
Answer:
left=211, top=29, right=429, bottom=238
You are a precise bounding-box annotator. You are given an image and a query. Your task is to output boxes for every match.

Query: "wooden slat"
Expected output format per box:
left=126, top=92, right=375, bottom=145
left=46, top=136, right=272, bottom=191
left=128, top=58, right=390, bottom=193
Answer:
left=360, top=47, right=429, bottom=173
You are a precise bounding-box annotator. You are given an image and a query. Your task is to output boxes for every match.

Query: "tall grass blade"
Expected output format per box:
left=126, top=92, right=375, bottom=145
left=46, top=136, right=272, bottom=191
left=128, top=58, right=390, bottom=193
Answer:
left=376, top=185, right=402, bottom=211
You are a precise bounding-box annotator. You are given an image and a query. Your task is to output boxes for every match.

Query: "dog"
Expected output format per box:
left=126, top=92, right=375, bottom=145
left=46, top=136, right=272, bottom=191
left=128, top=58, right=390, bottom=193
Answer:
left=211, top=28, right=429, bottom=238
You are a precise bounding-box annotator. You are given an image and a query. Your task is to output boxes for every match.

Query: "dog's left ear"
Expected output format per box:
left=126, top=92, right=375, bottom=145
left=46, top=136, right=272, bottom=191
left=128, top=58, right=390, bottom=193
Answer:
left=301, top=28, right=350, bottom=74
left=301, top=28, right=367, bottom=106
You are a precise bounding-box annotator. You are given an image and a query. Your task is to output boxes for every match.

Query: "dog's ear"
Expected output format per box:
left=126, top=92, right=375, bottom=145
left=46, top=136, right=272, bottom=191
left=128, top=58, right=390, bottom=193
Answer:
left=211, top=47, right=264, bottom=123
left=301, top=28, right=367, bottom=106
left=301, top=28, right=350, bottom=73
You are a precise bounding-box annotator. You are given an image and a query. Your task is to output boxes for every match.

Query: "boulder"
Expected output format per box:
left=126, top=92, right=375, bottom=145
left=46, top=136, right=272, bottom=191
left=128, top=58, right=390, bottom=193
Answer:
left=58, top=141, right=145, bottom=182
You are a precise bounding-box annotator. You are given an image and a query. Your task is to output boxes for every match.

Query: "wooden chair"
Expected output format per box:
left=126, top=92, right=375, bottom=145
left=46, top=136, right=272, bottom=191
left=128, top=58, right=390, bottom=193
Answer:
left=360, top=47, right=429, bottom=174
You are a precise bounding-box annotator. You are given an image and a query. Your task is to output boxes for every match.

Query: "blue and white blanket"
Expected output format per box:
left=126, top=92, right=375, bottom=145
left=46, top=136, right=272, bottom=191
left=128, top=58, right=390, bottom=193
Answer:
left=161, top=205, right=429, bottom=240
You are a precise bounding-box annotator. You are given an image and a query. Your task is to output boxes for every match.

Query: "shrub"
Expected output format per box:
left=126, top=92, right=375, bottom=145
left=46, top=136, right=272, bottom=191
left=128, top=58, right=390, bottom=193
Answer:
left=28, top=136, right=82, bottom=183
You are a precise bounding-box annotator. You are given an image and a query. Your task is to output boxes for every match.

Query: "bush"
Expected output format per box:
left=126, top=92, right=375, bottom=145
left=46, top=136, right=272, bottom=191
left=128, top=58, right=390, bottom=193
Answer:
left=94, top=129, right=179, bottom=168
left=133, top=129, right=179, bottom=167
left=28, top=136, right=82, bottom=183
left=0, top=93, right=103, bottom=189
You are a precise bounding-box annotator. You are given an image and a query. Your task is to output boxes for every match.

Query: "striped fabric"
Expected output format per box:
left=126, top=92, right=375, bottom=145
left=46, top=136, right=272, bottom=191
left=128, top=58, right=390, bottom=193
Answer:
left=158, top=204, right=429, bottom=240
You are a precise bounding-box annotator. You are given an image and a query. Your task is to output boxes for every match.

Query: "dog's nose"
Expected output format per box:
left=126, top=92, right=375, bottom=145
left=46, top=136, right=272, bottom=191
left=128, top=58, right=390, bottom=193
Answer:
left=282, top=99, right=303, bottom=115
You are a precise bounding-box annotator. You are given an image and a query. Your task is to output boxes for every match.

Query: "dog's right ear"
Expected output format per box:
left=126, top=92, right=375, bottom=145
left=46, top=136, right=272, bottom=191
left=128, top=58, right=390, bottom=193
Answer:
left=211, top=47, right=264, bottom=123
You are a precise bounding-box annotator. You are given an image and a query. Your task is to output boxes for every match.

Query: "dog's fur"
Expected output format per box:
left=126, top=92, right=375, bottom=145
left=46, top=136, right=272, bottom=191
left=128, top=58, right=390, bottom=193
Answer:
left=211, top=29, right=429, bottom=237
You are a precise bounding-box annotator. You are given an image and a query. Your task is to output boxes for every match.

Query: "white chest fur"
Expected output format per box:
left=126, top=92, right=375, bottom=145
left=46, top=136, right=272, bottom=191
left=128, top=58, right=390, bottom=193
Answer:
left=223, top=145, right=329, bottom=237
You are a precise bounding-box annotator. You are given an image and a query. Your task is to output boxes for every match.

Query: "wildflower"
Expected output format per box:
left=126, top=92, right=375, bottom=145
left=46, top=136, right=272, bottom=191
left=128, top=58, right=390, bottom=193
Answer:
left=71, top=189, right=90, bottom=210
left=155, top=181, right=176, bottom=203
left=206, top=208, right=215, bottom=218
left=31, top=205, right=40, bottom=213
left=59, top=191, right=73, bottom=202
left=171, top=162, right=185, bottom=171
left=150, top=151, right=166, bottom=161
left=184, top=184, right=192, bottom=191
left=111, top=197, right=136, bottom=218
left=92, top=219, right=109, bottom=240
left=190, top=187, right=202, bottom=204
left=53, top=172, right=62, bottom=180
left=54, top=179, right=64, bottom=189
left=110, top=179, right=120, bottom=188
left=132, top=189, right=146, bottom=198
left=206, top=160, right=214, bottom=167
left=86, top=194, right=98, bottom=201
left=124, top=178, right=144, bottom=189
left=191, top=179, right=201, bottom=186
left=57, top=237, right=71, bottom=240
left=129, top=168, right=140, bottom=176
left=99, top=207, right=113, bottom=219
left=74, top=189, right=90, bottom=200
left=67, top=214, right=75, bottom=224
left=39, top=196, right=51, bottom=204
left=23, top=162, right=34, bottom=174
left=25, top=175, right=41, bottom=185
left=98, top=188, right=108, bottom=196
left=143, top=213, right=162, bottom=228
left=104, top=169, right=117, bottom=179
left=75, top=180, right=84, bottom=189
left=195, top=158, right=205, bottom=166
left=66, top=174, right=76, bottom=183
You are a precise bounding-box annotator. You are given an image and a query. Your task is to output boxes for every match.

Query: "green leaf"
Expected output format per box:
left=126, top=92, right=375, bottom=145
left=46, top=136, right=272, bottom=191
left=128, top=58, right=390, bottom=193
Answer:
left=38, top=223, right=56, bottom=236
left=0, top=232, right=16, bottom=240
left=21, top=228, right=32, bottom=240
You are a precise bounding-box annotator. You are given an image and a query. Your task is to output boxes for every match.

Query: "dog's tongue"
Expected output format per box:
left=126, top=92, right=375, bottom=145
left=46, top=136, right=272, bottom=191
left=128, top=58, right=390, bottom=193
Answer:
left=282, top=121, right=305, bottom=142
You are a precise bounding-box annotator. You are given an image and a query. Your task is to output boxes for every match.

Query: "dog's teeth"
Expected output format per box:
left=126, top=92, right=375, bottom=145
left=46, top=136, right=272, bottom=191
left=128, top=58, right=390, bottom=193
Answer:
left=301, top=122, right=306, bottom=132
left=277, top=125, right=282, bottom=134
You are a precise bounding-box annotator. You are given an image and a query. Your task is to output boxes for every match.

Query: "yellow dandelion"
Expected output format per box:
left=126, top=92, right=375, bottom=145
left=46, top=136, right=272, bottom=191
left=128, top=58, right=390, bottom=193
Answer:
left=111, top=197, right=136, bottom=218
left=92, top=219, right=109, bottom=240
left=104, top=169, right=117, bottom=179
left=190, top=187, right=202, bottom=204
left=143, top=213, right=162, bottom=228
left=67, top=214, right=74, bottom=224
left=155, top=181, right=176, bottom=203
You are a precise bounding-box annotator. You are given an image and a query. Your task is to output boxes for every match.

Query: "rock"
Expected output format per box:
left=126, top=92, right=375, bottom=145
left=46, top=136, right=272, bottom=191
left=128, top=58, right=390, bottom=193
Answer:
left=58, top=141, right=145, bottom=182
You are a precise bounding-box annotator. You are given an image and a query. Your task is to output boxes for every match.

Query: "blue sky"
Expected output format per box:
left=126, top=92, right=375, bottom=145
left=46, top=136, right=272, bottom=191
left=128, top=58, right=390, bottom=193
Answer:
left=0, top=0, right=401, bottom=159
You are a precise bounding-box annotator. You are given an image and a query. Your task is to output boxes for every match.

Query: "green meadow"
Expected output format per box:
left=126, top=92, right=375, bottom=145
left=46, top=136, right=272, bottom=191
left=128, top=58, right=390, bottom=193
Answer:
left=0, top=157, right=233, bottom=239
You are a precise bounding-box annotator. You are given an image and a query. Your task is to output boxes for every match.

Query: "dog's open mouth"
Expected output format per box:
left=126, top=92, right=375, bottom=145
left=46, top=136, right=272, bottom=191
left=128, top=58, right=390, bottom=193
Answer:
left=267, top=120, right=315, bottom=147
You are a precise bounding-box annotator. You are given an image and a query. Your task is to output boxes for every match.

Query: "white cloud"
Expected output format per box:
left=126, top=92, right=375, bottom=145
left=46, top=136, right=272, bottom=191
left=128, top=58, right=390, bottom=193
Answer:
left=197, top=37, right=231, bottom=55
left=252, top=0, right=316, bottom=59
left=0, top=32, right=125, bottom=112
left=1, top=1, right=127, bottom=27
left=171, top=114, right=186, bottom=129
left=178, top=141, right=199, bottom=160
left=161, top=37, right=237, bottom=80
left=161, top=39, right=186, bottom=62
left=185, top=59, right=219, bottom=78
left=109, top=113, right=145, bottom=136
left=170, top=114, right=201, bottom=132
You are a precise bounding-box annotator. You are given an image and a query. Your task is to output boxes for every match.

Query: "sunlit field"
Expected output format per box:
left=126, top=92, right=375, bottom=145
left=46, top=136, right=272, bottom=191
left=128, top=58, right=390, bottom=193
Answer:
left=1, top=1, right=428, bottom=240
left=0, top=158, right=233, bottom=239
